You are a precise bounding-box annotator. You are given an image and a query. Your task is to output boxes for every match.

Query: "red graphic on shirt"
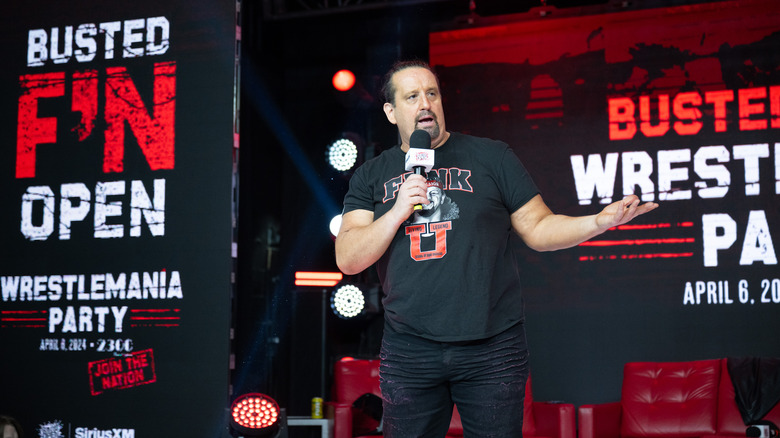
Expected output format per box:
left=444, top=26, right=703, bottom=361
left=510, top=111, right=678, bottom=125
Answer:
left=405, top=221, right=452, bottom=261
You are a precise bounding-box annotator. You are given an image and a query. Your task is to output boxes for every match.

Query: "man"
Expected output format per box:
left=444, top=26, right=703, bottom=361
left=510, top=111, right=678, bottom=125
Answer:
left=335, top=60, right=657, bottom=437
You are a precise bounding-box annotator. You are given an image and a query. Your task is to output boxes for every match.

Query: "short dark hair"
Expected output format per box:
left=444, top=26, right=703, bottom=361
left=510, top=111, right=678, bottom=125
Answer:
left=380, top=59, right=440, bottom=105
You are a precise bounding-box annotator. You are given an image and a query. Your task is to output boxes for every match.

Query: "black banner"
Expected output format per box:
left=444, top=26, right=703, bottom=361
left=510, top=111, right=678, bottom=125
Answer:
left=430, top=0, right=780, bottom=406
left=1, top=1, right=235, bottom=436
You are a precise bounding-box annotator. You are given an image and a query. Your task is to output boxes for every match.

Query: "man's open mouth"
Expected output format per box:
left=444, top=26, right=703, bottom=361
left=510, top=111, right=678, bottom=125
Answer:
left=416, top=114, right=436, bottom=128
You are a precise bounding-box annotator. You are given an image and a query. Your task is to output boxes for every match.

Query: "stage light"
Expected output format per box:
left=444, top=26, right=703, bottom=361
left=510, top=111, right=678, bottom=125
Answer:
left=294, top=271, right=343, bottom=287
left=327, top=138, right=358, bottom=172
left=230, top=393, right=288, bottom=437
left=332, top=69, right=356, bottom=92
left=331, top=284, right=366, bottom=319
left=329, top=214, right=342, bottom=238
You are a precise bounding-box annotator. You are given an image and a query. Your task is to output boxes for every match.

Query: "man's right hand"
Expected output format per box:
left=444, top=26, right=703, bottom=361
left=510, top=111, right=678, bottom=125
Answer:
left=336, top=173, right=430, bottom=275
left=392, top=173, right=430, bottom=218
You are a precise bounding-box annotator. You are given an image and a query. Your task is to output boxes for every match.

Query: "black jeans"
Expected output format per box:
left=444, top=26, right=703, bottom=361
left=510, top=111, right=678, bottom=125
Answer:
left=379, top=321, right=530, bottom=438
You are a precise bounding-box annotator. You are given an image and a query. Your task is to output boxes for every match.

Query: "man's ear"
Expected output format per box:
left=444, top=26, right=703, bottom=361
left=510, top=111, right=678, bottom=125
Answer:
left=383, top=102, right=397, bottom=125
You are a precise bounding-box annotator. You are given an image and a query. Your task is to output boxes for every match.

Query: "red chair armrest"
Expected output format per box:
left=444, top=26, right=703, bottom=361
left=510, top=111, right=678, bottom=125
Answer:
left=532, top=402, right=576, bottom=438
left=578, top=402, right=621, bottom=438
left=326, top=402, right=353, bottom=438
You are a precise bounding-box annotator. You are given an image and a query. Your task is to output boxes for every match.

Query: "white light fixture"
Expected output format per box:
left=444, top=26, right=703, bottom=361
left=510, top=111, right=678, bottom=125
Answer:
left=327, top=138, right=358, bottom=172
left=331, top=284, right=366, bottom=319
left=329, top=214, right=342, bottom=238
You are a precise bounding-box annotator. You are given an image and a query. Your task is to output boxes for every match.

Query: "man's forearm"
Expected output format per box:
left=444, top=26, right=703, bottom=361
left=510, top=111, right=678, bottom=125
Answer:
left=524, top=213, right=605, bottom=252
left=335, top=209, right=407, bottom=275
left=517, top=195, right=656, bottom=252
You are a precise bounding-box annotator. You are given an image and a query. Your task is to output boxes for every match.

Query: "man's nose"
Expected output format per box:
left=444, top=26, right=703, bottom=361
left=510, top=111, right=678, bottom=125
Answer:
left=419, top=94, right=431, bottom=109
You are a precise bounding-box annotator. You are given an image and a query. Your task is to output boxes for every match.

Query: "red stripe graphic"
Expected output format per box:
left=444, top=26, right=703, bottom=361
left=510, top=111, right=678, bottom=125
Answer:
left=1, top=310, right=48, bottom=328
left=578, top=221, right=696, bottom=261
left=580, top=238, right=695, bottom=247
left=129, top=308, right=181, bottom=328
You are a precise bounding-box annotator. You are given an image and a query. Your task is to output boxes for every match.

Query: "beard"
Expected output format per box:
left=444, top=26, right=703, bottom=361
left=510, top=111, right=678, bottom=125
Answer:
left=415, top=113, right=440, bottom=140
left=423, top=123, right=440, bottom=140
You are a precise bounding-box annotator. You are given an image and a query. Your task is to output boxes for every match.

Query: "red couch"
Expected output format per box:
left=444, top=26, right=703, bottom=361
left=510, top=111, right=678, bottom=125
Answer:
left=578, top=358, right=780, bottom=438
left=328, top=357, right=575, bottom=438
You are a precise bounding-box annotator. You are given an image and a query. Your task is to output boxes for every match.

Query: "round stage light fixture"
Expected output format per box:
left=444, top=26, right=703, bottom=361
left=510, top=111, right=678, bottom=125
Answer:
left=230, top=393, right=281, bottom=436
left=331, top=284, right=365, bottom=319
left=332, top=69, right=356, bottom=91
left=328, top=138, right=358, bottom=172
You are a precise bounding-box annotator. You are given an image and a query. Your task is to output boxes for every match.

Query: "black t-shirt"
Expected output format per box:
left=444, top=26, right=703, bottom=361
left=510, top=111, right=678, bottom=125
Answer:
left=342, top=132, right=539, bottom=342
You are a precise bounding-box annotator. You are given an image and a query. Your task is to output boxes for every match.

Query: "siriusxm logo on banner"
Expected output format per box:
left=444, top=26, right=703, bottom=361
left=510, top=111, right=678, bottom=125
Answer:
left=36, top=420, right=135, bottom=438
left=73, top=428, right=134, bottom=438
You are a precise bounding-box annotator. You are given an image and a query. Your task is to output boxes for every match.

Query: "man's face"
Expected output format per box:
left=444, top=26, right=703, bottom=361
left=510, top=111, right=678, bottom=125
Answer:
left=421, top=186, right=444, bottom=212
left=383, top=67, right=447, bottom=150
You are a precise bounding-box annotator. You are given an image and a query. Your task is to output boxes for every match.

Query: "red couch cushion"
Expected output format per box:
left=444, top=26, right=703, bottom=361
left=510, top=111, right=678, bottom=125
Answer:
left=620, top=359, right=721, bottom=437
left=332, top=359, right=383, bottom=435
left=333, top=358, right=381, bottom=404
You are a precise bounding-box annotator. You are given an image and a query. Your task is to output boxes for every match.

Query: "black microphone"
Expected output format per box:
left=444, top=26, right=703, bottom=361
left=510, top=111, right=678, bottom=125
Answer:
left=404, top=130, right=435, bottom=211
left=409, top=129, right=432, bottom=150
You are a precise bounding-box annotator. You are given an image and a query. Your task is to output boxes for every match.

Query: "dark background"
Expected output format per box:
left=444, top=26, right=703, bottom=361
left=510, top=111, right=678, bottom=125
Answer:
left=2, top=0, right=778, bottom=436
left=234, top=0, right=780, bottom=420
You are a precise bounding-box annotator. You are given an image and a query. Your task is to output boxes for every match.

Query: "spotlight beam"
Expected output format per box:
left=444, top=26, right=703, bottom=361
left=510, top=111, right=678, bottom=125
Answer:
left=237, top=61, right=345, bottom=409
left=244, top=59, right=340, bottom=217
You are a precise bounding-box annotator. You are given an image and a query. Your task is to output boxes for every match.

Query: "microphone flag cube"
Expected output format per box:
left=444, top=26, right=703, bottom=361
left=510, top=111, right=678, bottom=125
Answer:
left=404, top=148, right=435, bottom=172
